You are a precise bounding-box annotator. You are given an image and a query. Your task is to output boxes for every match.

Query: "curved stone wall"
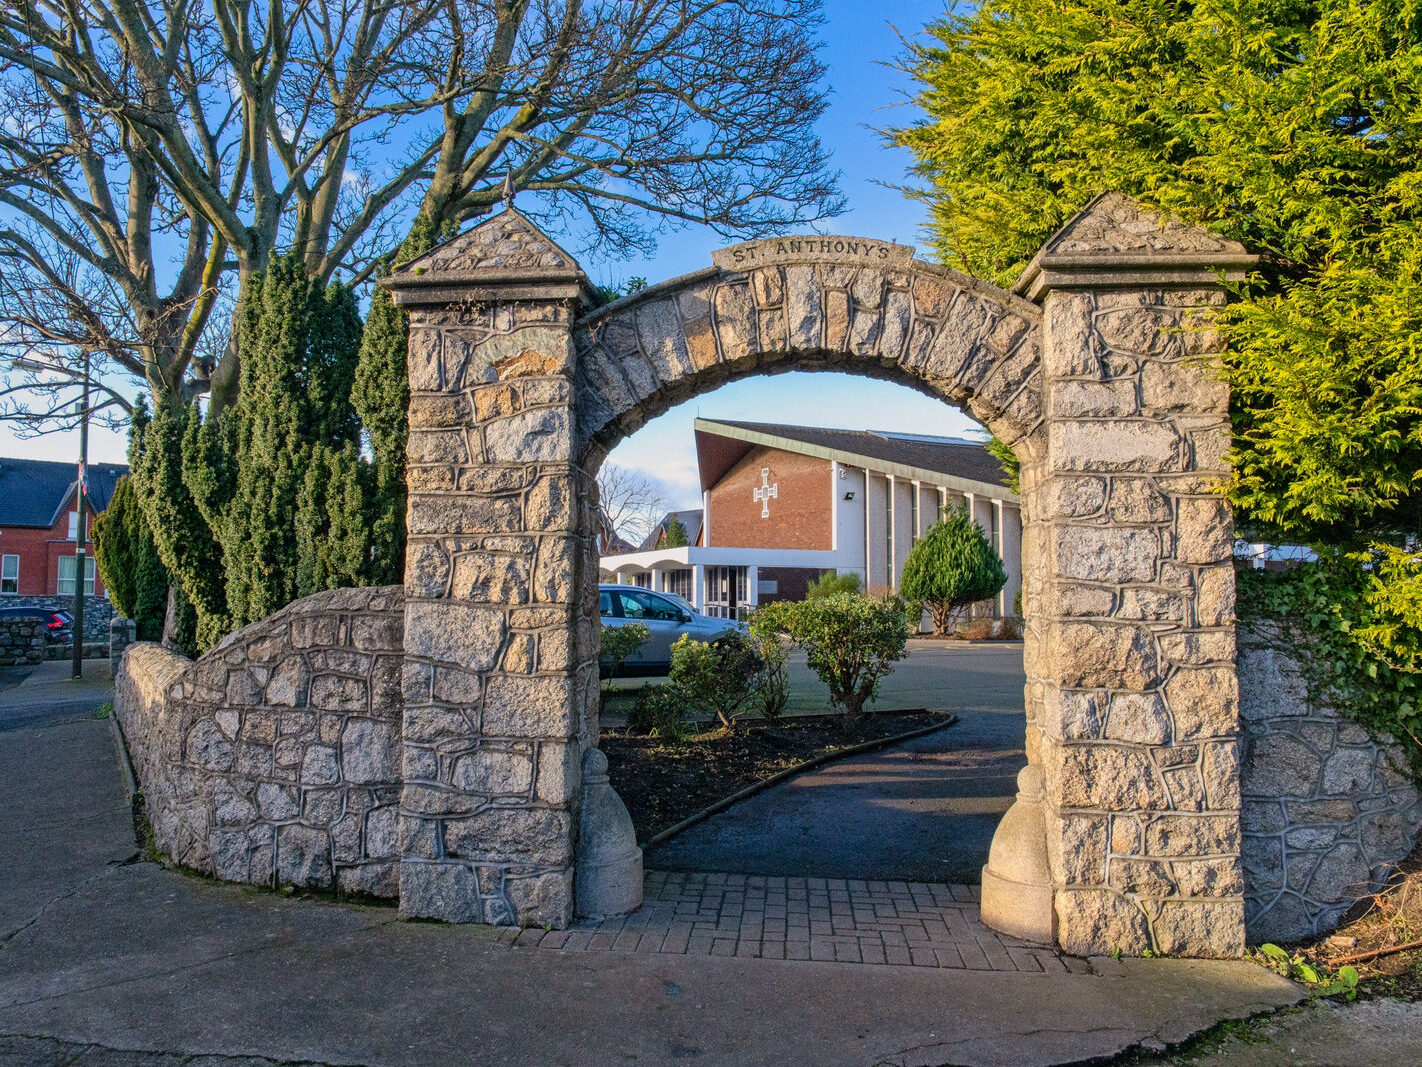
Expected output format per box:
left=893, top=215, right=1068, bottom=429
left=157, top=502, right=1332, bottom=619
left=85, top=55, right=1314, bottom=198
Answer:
left=115, top=584, right=1422, bottom=944
left=1240, top=624, right=1422, bottom=942
left=116, top=587, right=405, bottom=897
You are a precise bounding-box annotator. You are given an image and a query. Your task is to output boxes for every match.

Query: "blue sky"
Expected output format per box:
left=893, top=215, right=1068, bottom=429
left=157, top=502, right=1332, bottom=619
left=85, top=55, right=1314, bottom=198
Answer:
left=602, top=0, right=981, bottom=509
left=4, top=1, right=981, bottom=497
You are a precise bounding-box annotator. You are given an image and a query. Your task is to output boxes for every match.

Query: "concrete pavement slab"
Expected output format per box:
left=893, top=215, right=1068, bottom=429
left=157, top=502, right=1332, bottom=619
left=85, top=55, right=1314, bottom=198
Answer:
left=0, top=688, right=1307, bottom=1067
left=1140, top=997, right=1422, bottom=1065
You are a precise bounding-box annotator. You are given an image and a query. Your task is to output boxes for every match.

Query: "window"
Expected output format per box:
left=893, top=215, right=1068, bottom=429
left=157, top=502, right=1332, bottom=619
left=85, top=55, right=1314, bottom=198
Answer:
left=57, top=556, right=95, bottom=596
left=0, top=555, right=17, bottom=595
left=909, top=489, right=919, bottom=543
left=667, top=568, right=694, bottom=600
left=616, top=589, right=680, bottom=621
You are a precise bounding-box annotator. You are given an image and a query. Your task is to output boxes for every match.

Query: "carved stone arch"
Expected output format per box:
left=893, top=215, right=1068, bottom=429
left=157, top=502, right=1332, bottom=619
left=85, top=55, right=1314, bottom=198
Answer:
left=569, top=252, right=1045, bottom=472
left=385, top=195, right=1258, bottom=959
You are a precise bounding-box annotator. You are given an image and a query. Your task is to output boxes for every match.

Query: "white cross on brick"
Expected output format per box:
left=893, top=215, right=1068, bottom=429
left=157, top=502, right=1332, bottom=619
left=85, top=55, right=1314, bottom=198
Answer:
left=752, top=467, right=778, bottom=518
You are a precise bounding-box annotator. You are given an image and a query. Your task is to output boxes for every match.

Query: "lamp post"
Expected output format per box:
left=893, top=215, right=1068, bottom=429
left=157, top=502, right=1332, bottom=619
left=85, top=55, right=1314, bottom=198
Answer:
left=71, top=352, right=90, bottom=681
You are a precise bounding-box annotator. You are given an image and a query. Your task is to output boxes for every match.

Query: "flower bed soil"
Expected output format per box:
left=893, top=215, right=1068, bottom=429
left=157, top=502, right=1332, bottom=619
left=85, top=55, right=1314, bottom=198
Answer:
left=601, top=710, right=954, bottom=843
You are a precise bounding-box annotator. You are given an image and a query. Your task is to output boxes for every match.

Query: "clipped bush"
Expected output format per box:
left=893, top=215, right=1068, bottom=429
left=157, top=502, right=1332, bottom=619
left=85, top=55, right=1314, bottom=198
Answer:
left=627, top=683, right=690, bottom=740
left=900, top=507, right=1007, bottom=636
left=805, top=569, right=862, bottom=598
left=600, top=622, right=650, bottom=679
left=93, top=474, right=168, bottom=641
left=747, top=602, right=794, bottom=718
left=766, top=593, right=911, bottom=719
left=669, top=630, right=763, bottom=728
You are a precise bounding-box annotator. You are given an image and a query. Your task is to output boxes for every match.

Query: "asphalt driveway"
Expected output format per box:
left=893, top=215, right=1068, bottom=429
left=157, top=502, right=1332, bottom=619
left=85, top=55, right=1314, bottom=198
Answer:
left=646, top=640, right=1029, bottom=883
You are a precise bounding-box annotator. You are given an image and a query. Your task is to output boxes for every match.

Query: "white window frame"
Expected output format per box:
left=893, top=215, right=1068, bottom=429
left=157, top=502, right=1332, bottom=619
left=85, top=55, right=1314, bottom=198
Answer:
left=0, top=554, right=17, bottom=595
left=57, top=555, right=95, bottom=596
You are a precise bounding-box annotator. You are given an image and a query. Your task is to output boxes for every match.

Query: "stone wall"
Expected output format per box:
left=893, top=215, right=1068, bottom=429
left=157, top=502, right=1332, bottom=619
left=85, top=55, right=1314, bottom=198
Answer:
left=44, top=641, right=108, bottom=661
left=6, top=595, right=113, bottom=642
left=1239, top=624, right=1422, bottom=943
left=111, top=583, right=1422, bottom=945
left=115, top=196, right=1419, bottom=957
left=115, top=587, right=405, bottom=897
left=0, top=617, right=45, bottom=667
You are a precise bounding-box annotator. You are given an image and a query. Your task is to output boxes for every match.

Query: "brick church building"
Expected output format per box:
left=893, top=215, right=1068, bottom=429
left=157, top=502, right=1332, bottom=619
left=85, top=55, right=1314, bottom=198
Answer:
left=600, top=419, right=1022, bottom=620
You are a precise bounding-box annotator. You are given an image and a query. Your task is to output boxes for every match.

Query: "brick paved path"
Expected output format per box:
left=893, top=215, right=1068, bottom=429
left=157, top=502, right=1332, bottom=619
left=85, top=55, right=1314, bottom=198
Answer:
left=498, top=871, right=1084, bottom=972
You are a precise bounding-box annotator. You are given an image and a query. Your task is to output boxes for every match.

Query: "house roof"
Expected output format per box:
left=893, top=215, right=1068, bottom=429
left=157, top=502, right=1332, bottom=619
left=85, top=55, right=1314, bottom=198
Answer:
left=0, top=457, right=128, bottom=528
left=636, top=509, right=704, bottom=552
left=693, top=419, right=1013, bottom=498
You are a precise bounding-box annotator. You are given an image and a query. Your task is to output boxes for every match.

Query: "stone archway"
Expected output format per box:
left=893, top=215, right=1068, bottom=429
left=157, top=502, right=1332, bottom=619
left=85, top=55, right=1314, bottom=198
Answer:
left=385, top=193, right=1257, bottom=957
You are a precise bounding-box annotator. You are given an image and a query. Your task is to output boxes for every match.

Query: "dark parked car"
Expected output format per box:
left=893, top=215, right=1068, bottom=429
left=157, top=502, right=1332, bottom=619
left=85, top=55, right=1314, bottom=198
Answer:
left=0, top=606, right=73, bottom=644
left=599, top=583, right=744, bottom=674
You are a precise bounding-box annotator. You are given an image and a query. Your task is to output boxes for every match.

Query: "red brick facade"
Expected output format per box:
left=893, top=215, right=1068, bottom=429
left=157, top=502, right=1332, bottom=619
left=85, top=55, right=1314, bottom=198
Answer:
left=706, top=445, right=831, bottom=550
left=0, top=501, right=104, bottom=597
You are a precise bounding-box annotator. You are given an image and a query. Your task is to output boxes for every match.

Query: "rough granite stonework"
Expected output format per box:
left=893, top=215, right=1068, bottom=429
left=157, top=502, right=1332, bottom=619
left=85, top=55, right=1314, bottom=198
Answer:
left=381, top=193, right=1257, bottom=955
left=110, top=616, right=137, bottom=677
left=115, top=587, right=405, bottom=897
left=1007, top=193, right=1258, bottom=958
left=1239, top=624, right=1422, bottom=943
left=0, top=617, right=46, bottom=666
left=110, top=198, right=1412, bottom=954
left=388, top=211, right=594, bottom=929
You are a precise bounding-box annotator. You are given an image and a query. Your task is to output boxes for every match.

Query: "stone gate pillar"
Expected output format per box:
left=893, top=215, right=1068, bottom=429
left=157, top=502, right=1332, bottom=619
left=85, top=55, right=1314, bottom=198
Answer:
left=1011, top=194, right=1258, bottom=956
left=384, top=211, right=599, bottom=927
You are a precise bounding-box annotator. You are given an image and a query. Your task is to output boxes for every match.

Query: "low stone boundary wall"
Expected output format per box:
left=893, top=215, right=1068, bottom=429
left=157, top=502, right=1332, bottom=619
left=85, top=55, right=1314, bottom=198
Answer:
left=116, top=587, right=405, bottom=897
left=114, top=583, right=1422, bottom=945
left=4, top=595, right=113, bottom=643
left=1240, top=624, right=1422, bottom=942
left=0, top=617, right=46, bottom=667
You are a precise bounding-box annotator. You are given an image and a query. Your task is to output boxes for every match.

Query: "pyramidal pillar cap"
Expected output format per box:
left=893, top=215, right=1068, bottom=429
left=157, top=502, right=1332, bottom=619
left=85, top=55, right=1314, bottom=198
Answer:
left=381, top=206, right=599, bottom=307
left=1014, top=192, right=1258, bottom=302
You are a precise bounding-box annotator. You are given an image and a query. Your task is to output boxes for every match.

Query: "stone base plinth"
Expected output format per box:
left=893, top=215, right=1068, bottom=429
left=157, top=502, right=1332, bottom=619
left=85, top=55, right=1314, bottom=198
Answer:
left=980, top=865, right=1055, bottom=945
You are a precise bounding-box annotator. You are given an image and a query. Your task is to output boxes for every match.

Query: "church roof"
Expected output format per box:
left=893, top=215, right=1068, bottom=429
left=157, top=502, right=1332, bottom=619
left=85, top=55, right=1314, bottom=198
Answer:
left=693, top=419, right=1013, bottom=498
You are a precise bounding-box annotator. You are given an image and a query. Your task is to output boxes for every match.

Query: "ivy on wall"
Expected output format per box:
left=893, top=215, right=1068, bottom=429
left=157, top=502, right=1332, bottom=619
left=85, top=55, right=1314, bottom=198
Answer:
left=1237, top=558, right=1422, bottom=780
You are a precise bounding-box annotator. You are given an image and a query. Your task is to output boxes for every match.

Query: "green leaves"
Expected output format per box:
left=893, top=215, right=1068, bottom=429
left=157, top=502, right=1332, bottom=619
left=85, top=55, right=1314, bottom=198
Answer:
left=669, top=631, right=764, bottom=729
left=1238, top=558, right=1422, bottom=777
left=757, top=593, right=912, bottom=718
left=900, top=509, right=1008, bottom=636
left=600, top=622, right=651, bottom=680
left=1257, top=942, right=1361, bottom=998
left=897, top=0, right=1422, bottom=706
left=92, top=474, right=168, bottom=643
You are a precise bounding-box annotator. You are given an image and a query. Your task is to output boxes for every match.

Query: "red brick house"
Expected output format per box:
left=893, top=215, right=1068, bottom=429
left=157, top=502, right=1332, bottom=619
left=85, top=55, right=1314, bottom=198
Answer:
left=0, top=457, right=126, bottom=598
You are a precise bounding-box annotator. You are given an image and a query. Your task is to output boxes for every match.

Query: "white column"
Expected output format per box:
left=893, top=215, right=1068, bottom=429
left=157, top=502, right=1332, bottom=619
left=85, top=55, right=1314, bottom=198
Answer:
left=865, top=473, right=888, bottom=590
left=692, top=563, right=706, bottom=612
left=886, top=474, right=897, bottom=591
left=746, top=564, right=759, bottom=610
left=999, top=502, right=1023, bottom=619
left=651, top=568, right=664, bottom=592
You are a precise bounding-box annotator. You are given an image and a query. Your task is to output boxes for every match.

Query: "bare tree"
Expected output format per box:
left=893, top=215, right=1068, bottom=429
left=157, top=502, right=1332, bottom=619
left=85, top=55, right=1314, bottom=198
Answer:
left=0, top=0, right=841, bottom=424
left=597, top=461, right=669, bottom=547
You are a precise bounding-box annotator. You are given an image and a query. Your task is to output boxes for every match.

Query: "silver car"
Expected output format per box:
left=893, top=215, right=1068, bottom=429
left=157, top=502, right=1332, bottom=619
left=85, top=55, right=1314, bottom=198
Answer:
left=599, top=584, right=743, bottom=674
